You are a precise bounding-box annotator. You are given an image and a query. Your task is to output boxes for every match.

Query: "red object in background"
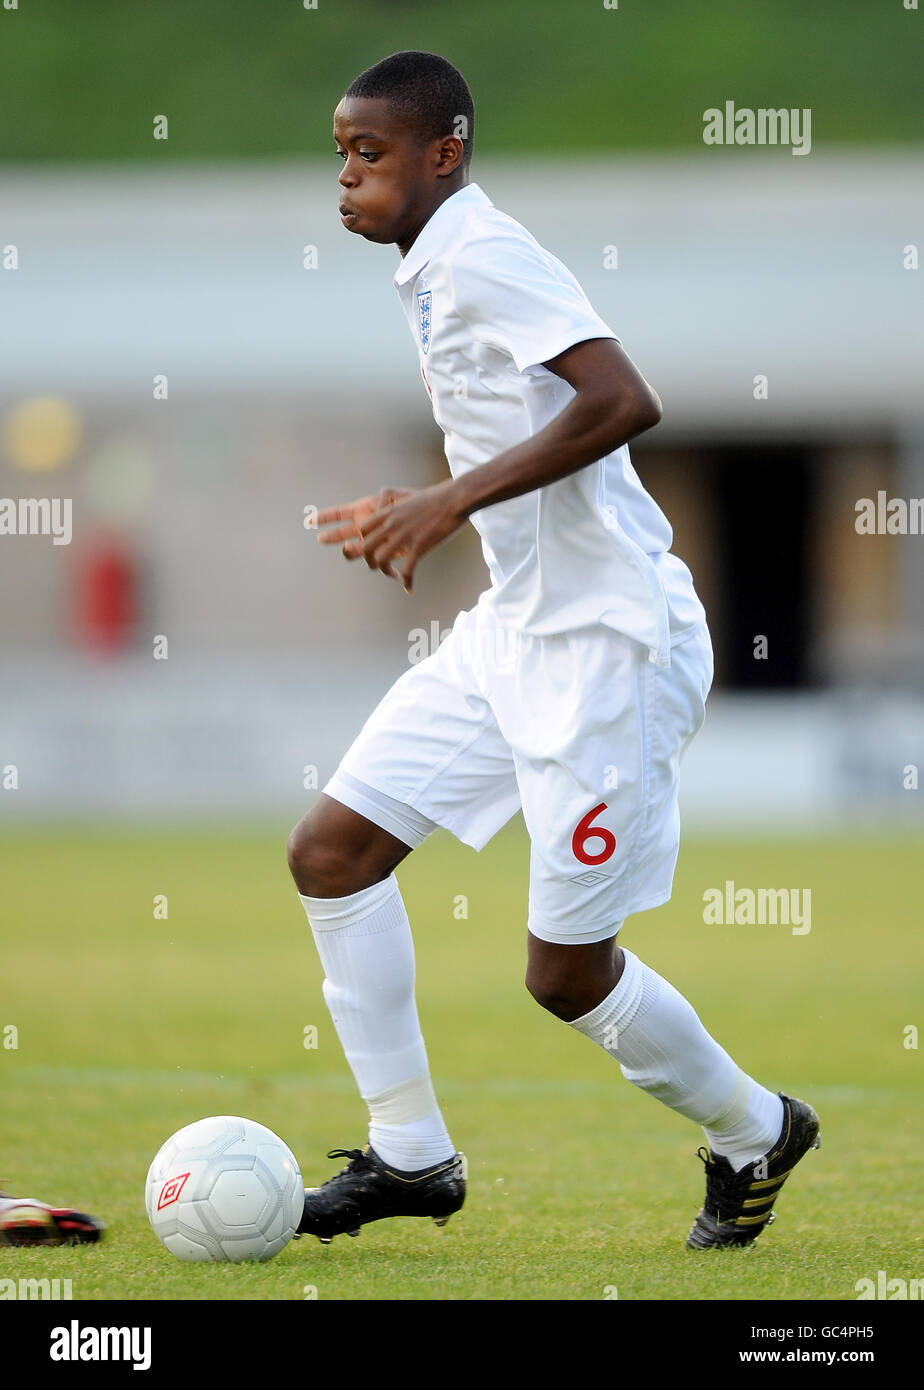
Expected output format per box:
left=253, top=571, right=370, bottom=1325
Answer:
left=75, top=538, right=139, bottom=654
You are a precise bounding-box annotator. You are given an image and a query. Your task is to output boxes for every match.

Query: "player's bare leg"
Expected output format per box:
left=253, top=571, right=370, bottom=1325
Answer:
left=526, top=931, right=820, bottom=1247
left=288, top=795, right=465, bottom=1243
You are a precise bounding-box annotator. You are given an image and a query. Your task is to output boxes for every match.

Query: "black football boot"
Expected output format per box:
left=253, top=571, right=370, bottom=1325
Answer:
left=297, top=1145, right=466, bottom=1244
left=686, top=1093, right=821, bottom=1249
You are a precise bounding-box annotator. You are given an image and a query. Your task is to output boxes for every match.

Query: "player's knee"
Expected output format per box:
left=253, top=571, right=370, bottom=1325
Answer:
left=525, top=940, right=623, bottom=1022
left=524, top=966, right=582, bottom=1021
left=286, top=816, right=354, bottom=897
left=287, top=801, right=404, bottom=898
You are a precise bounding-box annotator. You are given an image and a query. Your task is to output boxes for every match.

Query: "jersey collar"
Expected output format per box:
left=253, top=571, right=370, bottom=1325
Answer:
left=393, top=182, right=493, bottom=287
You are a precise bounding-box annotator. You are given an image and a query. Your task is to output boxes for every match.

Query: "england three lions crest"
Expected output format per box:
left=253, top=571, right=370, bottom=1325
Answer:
left=417, top=290, right=432, bottom=355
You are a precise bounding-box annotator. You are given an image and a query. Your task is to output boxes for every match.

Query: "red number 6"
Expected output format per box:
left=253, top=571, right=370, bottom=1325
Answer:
left=572, top=802, right=617, bottom=866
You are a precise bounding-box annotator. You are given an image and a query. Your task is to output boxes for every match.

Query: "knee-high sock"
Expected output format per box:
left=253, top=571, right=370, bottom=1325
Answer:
left=568, top=948, right=784, bottom=1171
left=297, top=872, right=454, bottom=1170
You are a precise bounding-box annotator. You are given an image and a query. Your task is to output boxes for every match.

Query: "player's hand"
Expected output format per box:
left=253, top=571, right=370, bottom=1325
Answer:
left=357, top=479, right=467, bottom=594
left=315, top=487, right=415, bottom=579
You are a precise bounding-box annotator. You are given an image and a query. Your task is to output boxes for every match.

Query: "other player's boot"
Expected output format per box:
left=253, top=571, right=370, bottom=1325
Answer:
left=686, top=1093, right=820, bottom=1250
left=297, top=1145, right=466, bottom=1244
left=0, top=1189, right=105, bottom=1246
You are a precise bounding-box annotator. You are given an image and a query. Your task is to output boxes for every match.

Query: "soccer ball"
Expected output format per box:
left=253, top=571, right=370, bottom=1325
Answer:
left=145, top=1115, right=303, bottom=1262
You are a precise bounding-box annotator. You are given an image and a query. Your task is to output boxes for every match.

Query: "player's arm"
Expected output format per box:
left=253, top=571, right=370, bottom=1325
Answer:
left=318, top=338, right=660, bottom=593
left=449, top=336, right=661, bottom=518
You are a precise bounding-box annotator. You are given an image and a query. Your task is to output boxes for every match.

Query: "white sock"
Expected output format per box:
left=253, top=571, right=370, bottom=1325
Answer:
left=298, top=873, right=455, bottom=1170
left=568, top=947, right=784, bottom=1172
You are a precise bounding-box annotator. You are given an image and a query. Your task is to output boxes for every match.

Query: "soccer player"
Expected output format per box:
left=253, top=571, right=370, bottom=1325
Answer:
left=0, top=1187, right=103, bottom=1245
left=288, top=51, right=820, bottom=1250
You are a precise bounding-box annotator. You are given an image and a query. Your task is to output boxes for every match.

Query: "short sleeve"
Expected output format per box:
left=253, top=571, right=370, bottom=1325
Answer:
left=450, top=237, right=619, bottom=375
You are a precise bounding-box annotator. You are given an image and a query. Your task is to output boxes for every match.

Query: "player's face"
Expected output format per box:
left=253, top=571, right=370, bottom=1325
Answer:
left=333, top=97, right=436, bottom=248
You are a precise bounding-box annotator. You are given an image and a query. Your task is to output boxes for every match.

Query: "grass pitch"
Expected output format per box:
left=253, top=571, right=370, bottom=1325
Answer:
left=1, top=824, right=921, bottom=1301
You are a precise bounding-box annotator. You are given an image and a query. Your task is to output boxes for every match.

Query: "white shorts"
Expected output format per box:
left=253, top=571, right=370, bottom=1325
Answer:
left=323, top=597, right=713, bottom=946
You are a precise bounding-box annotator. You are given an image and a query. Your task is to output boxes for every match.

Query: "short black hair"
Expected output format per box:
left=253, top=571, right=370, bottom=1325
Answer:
left=343, top=51, right=474, bottom=168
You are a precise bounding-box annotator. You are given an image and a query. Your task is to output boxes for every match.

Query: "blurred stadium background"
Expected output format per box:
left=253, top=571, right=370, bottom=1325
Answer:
left=2, top=0, right=922, bottom=833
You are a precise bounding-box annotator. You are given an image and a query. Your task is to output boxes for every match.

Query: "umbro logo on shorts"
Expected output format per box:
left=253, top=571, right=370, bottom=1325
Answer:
left=569, top=870, right=613, bottom=887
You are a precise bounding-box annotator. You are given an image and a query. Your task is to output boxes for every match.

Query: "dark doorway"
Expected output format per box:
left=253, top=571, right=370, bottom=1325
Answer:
left=709, top=445, right=817, bottom=689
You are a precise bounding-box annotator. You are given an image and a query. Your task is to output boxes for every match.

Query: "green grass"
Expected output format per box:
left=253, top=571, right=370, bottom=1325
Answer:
left=1, top=825, right=921, bottom=1300
left=0, top=0, right=919, bottom=162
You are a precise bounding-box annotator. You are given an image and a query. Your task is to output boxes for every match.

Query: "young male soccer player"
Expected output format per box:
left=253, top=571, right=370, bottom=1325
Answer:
left=288, top=51, right=820, bottom=1250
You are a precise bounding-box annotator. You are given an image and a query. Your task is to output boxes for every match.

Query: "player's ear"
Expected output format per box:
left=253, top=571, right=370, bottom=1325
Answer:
left=433, top=134, right=465, bottom=176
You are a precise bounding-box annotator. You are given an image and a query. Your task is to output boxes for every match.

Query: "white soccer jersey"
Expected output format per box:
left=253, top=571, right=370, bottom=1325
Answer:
left=393, top=181, right=705, bottom=666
